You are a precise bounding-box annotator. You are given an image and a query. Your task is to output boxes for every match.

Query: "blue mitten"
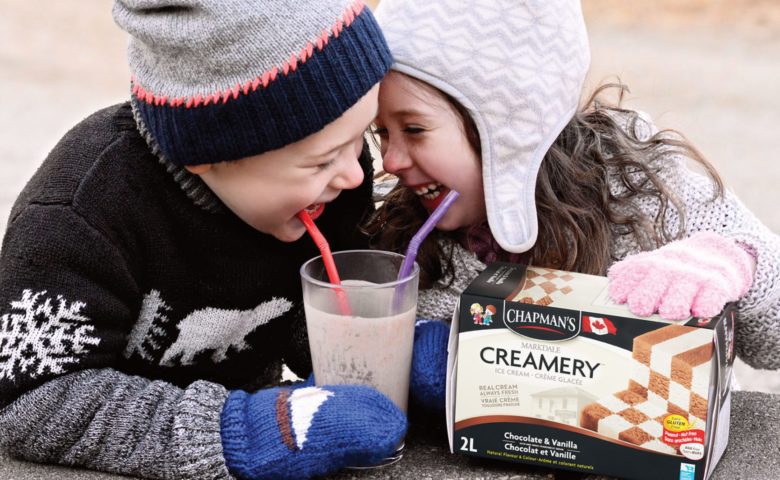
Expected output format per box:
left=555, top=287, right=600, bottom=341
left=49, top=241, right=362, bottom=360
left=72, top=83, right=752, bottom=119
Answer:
left=409, top=320, right=450, bottom=411
left=221, top=385, right=406, bottom=479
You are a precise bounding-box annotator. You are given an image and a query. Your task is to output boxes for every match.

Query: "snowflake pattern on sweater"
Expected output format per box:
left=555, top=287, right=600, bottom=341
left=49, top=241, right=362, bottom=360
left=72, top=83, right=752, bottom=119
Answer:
left=0, top=289, right=100, bottom=381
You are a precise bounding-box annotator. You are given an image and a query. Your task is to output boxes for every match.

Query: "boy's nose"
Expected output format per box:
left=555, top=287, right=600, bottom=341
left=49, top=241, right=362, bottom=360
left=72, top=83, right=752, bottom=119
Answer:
left=332, top=155, right=365, bottom=191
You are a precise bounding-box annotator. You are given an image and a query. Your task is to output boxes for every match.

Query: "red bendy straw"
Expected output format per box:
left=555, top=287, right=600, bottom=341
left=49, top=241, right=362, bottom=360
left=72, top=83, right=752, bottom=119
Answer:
left=297, top=210, right=352, bottom=315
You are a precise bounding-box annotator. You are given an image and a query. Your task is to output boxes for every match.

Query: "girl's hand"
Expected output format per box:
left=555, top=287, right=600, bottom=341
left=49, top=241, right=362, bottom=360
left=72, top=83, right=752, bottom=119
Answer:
left=410, top=320, right=449, bottom=412
left=607, top=232, right=754, bottom=320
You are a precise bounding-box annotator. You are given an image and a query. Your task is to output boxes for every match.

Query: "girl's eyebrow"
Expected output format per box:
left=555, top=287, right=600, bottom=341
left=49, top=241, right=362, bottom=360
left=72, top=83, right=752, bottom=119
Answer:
left=391, top=108, right=430, bottom=119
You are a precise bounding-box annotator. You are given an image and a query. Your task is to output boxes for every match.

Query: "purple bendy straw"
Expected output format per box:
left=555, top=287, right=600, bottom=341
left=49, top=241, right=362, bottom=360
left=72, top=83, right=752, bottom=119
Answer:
left=397, top=190, right=460, bottom=281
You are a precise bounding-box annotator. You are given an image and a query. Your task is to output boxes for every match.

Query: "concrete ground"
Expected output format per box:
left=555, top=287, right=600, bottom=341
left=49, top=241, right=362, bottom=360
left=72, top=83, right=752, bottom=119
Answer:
left=1, top=0, right=779, bottom=391
left=2, top=391, right=780, bottom=479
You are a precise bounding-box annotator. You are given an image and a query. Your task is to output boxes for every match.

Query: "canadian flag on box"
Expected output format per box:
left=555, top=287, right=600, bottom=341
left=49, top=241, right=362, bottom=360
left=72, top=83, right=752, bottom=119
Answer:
left=582, top=315, right=617, bottom=335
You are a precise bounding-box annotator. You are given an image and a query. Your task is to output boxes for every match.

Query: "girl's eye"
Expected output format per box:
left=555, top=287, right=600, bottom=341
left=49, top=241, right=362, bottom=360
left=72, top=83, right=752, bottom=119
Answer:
left=403, top=126, right=425, bottom=134
left=372, top=126, right=388, bottom=137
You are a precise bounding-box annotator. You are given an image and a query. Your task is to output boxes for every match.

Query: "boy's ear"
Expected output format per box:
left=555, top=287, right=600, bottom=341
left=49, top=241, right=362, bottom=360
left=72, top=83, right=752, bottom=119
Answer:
left=184, top=164, right=212, bottom=175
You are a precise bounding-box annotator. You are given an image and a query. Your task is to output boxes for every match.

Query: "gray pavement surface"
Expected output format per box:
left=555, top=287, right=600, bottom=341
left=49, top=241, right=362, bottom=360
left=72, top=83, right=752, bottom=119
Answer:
left=1, top=391, right=777, bottom=479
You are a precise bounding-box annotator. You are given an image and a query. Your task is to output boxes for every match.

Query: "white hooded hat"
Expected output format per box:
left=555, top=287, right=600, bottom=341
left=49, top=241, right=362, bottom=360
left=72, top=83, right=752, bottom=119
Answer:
left=375, top=0, right=590, bottom=253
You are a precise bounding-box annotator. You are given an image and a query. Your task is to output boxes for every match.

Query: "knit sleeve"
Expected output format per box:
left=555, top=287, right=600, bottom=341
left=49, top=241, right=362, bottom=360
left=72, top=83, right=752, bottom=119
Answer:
left=668, top=168, right=780, bottom=369
left=417, top=240, right=486, bottom=322
left=0, top=204, right=232, bottom=478
left=0, top=369, right=233, bottom=479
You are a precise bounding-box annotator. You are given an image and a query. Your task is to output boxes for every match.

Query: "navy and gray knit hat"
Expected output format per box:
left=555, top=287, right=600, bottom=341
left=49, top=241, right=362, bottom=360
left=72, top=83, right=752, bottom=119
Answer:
left=113, top=0, right=392, bottom=166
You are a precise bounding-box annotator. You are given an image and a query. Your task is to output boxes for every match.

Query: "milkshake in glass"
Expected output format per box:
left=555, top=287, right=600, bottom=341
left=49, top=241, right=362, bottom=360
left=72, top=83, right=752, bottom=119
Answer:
left=300, top=250, right=419, bottom=465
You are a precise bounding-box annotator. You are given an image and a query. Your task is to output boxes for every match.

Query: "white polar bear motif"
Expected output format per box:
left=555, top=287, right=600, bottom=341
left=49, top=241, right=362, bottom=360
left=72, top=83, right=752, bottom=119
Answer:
left=160, top=297, right=293, bottom=366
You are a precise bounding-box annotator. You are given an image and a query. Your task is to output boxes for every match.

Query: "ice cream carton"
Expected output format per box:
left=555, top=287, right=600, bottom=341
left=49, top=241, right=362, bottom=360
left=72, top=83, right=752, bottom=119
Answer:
left=446, top=262, right=735, bottom=480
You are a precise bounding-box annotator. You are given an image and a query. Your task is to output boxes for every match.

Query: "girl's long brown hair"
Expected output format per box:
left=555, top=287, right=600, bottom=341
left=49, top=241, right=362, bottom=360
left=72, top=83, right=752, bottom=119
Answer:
left=364, top=82, right=723, bottom=288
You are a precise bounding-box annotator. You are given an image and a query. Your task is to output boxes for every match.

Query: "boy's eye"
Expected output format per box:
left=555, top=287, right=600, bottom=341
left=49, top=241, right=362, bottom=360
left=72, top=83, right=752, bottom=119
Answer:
left=371, top=126, right=388, bottom=137
left=316, top=159, right=336, bottom=170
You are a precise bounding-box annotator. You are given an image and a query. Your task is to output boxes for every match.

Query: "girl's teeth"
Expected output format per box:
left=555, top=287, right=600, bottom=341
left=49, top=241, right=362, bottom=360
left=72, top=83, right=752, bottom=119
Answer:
left=414, top=183, right=442, bottom=197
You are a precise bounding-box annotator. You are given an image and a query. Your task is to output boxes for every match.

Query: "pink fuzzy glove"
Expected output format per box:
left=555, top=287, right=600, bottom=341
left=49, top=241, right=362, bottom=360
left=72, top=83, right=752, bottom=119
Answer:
left=608, top=232, right=754, bottom=320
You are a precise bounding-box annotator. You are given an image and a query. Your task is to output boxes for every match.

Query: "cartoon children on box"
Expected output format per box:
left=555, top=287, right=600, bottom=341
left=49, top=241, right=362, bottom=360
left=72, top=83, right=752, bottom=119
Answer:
left=470, top=303, right=483, bottom=325
left=470, top=303, right=496, bottom=326
left=483, top=305, right=496, bottom=326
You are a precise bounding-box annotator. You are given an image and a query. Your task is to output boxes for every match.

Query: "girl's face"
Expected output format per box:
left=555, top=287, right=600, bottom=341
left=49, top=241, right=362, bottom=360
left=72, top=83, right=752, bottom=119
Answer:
left=192, top=85, right=379, bottom=242
left=374, top=71, right=486, bottom=231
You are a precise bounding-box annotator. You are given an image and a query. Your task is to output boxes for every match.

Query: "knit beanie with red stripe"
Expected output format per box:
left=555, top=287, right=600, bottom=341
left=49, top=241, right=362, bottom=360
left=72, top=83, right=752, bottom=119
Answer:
left=113, top=0, right=392, bottom=166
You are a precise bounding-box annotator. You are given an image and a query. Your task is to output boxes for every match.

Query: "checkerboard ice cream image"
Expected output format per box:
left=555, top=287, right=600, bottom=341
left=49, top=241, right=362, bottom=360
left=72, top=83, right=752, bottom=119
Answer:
left=629, top=325, right=712, bottom=425
left=580, top=324, right=714, bottom=456
left=580, top=389, right=676, bottom=454
left=447, top=262, right=735, bottom=480
left=512, top=268, right=575, bottom=306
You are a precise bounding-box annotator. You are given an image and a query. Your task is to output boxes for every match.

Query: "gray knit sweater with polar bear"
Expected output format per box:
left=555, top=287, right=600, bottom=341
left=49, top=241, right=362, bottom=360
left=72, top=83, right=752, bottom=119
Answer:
left=0, top=103, right=375, bottom=478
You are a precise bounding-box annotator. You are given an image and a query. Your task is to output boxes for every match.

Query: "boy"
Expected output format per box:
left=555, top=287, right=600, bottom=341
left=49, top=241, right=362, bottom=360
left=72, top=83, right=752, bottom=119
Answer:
left=0, top=1, right=404, bottom=478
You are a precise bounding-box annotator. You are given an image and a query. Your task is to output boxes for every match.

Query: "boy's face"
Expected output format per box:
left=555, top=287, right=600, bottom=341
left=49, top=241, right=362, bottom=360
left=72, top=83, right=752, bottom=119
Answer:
left=374, top=72, right=486, bottom=231
left=190, top=85, right=379, bottom=242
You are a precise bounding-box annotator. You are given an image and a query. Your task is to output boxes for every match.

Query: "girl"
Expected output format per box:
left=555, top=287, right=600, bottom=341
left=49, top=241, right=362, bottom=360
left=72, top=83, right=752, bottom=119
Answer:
left=0, top=1, right=405, bottom=479
left=370, top=0, right=780, bottom=410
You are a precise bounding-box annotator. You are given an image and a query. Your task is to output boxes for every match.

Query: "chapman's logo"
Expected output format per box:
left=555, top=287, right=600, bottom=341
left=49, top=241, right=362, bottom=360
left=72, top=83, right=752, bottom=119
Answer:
left=503, top=304, right=581, bottom=341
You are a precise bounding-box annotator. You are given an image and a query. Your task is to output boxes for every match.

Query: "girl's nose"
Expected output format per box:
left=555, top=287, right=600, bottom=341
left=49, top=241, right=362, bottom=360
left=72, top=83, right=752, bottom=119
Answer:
left=381, top=143, right=412, bottom=174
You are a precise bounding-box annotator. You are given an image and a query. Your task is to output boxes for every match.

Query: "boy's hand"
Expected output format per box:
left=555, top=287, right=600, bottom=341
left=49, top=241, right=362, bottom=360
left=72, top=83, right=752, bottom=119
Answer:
left=409, top=320, right=450, bottom=412
left=607, top=231, right=754, bottom=320
left=220, top=384, right=406, bottom=479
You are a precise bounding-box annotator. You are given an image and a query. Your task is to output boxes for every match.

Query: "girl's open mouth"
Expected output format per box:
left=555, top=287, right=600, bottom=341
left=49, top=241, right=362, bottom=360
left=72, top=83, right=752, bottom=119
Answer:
left=412, top=182, right=449, bottom=211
